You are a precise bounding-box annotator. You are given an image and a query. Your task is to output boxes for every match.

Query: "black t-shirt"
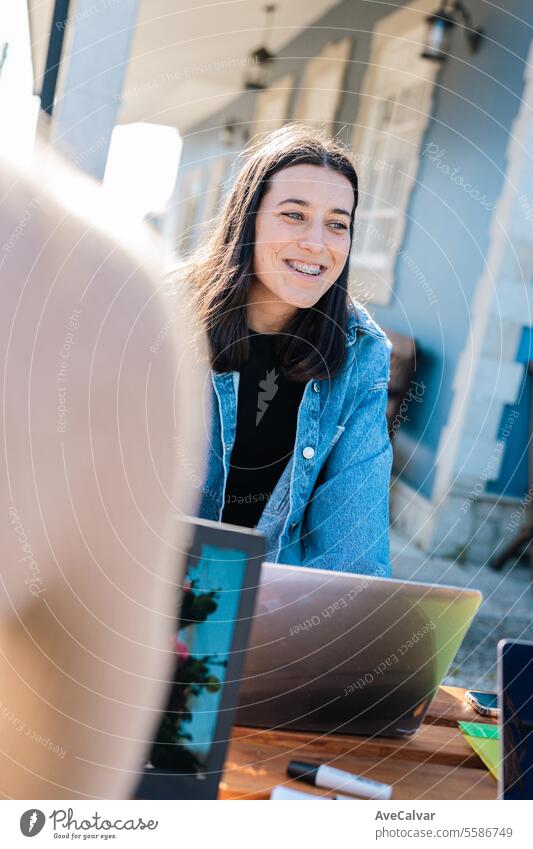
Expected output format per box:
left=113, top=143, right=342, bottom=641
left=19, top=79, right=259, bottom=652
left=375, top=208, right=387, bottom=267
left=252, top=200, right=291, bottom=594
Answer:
left=221, top=330, right=305, bottom=528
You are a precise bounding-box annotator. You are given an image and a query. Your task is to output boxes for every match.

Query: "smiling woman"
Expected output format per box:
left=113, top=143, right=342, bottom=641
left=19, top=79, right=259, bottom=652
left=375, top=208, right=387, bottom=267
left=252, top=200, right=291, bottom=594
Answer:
left=172, top=124, right=393, bottom=575
left=249, top=162, right=354, bottom=331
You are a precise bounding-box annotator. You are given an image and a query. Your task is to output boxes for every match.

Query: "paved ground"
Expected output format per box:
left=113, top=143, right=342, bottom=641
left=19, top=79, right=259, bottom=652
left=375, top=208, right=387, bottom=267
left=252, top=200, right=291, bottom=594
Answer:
left=390, top=528, right=533, bottom=691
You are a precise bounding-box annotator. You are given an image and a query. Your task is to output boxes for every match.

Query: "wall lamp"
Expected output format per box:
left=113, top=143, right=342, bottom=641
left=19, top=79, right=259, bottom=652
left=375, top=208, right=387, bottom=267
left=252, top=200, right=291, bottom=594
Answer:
left=422, top=1, right=483, bottom=61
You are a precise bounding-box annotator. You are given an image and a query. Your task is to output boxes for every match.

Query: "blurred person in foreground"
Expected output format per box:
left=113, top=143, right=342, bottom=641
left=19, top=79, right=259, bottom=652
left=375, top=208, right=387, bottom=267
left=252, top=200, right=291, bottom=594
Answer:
left=0, top=145, right=207, bottom=799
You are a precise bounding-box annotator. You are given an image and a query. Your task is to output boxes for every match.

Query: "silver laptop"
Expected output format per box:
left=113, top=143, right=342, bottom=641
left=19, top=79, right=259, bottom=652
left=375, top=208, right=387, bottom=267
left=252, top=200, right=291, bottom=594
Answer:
left=237, top=562, right=482, bottom=737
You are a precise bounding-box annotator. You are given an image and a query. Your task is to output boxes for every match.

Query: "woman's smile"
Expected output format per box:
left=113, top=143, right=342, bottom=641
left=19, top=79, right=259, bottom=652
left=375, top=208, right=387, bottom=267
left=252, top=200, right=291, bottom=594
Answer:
left=283, top=258, right=327, bottom=277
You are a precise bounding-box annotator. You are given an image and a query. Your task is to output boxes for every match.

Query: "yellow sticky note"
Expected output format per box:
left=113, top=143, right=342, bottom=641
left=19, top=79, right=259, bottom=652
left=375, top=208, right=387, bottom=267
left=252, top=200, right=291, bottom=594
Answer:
left=464, top=736, right=499, bottom=780
left=458, top=722, right=499, bottom=780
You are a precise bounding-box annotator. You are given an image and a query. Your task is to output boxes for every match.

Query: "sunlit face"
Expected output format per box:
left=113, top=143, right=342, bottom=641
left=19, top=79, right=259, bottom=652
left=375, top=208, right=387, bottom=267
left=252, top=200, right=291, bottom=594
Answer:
left=251, top=163, right=355, bottom=312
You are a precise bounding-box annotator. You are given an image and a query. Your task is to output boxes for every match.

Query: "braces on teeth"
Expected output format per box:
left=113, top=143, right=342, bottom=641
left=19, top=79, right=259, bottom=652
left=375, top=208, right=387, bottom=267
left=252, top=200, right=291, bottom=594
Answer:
left=287, top=260, right=322, bottom=275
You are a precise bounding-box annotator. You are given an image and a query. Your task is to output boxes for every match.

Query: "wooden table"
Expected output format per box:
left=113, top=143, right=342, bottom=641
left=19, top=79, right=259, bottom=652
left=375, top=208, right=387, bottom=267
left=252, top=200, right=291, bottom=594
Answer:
left=219, top=686, right=498, bottom=799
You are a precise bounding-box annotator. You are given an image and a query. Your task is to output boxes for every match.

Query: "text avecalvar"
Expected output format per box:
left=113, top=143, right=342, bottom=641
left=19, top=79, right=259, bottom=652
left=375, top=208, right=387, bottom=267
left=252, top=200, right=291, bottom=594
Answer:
left=375, top=811, right=436, bottom=821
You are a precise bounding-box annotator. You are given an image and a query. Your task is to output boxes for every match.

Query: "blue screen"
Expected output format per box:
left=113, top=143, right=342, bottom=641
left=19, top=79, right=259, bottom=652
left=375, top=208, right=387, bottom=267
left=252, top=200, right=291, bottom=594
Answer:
left=148, top=543, right=248, bottom=773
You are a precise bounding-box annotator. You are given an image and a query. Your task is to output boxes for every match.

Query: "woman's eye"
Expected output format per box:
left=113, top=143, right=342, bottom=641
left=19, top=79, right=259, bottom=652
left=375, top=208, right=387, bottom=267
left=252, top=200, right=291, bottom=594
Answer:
left=280, top=212, right=348, bottom=230
left=282, top=211, right=304, bottom=221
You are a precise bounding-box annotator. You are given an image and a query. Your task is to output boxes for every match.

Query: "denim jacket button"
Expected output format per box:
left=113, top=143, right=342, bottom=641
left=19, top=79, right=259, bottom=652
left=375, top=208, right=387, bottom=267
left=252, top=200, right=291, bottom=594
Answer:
left=302, top=446, right=315, bottom=460
left=289, top=522, right=298, bottom=532
left=312, top=381, right=320, bottom=393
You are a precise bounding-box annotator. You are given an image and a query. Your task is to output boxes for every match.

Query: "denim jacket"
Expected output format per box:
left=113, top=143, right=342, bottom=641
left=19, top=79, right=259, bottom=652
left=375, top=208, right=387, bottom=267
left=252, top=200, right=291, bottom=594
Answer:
left=197, top=301, right=393, bottom=577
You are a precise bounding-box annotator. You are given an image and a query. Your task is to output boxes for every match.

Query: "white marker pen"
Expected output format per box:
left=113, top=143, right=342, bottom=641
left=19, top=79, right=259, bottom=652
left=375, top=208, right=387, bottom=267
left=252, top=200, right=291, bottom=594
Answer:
left=270, top=785, right=359, bottom=801
left=270, top=785, right=331, bottom=801
left=287, top=760, right=392, bottom=800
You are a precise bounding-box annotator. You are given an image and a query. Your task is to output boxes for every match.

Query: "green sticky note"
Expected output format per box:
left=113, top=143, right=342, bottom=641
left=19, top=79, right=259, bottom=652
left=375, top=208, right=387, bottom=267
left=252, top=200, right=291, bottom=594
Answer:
left=458, top=721, right=500, bottom=740
left=459, top=722, right=500, bottom=780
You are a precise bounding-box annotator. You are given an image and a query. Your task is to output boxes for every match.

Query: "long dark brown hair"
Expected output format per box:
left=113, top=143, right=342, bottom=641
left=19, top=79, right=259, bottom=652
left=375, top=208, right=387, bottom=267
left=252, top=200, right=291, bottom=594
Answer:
left=177, top=124, right=359, bottom=382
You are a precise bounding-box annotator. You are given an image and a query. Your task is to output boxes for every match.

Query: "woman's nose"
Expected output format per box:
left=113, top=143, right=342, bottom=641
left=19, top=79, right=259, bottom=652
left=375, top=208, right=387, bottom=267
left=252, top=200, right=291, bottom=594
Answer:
left=297, top=220, right=326, bottom=254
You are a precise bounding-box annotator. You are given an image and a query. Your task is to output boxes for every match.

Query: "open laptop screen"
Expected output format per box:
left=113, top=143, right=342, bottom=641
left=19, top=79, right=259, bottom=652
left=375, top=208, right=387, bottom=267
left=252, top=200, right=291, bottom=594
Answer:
left=149, top=542, right=251, bottom=772
left=499, top=639, right=533, bottom=800
left=135, top=517, right=264, bottom=799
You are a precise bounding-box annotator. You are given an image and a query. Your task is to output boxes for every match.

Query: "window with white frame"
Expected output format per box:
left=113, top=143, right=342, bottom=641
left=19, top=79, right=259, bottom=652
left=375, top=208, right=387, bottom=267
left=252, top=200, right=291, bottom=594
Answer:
left=350, top=1, right=439, bottom=305
left=293, top=37, right=352, bottom=131
left=177, top=167, right=204, bottom=257
left=202, top=157, right=231, bottom=226
left=252, top=73, right=294, bottom=137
